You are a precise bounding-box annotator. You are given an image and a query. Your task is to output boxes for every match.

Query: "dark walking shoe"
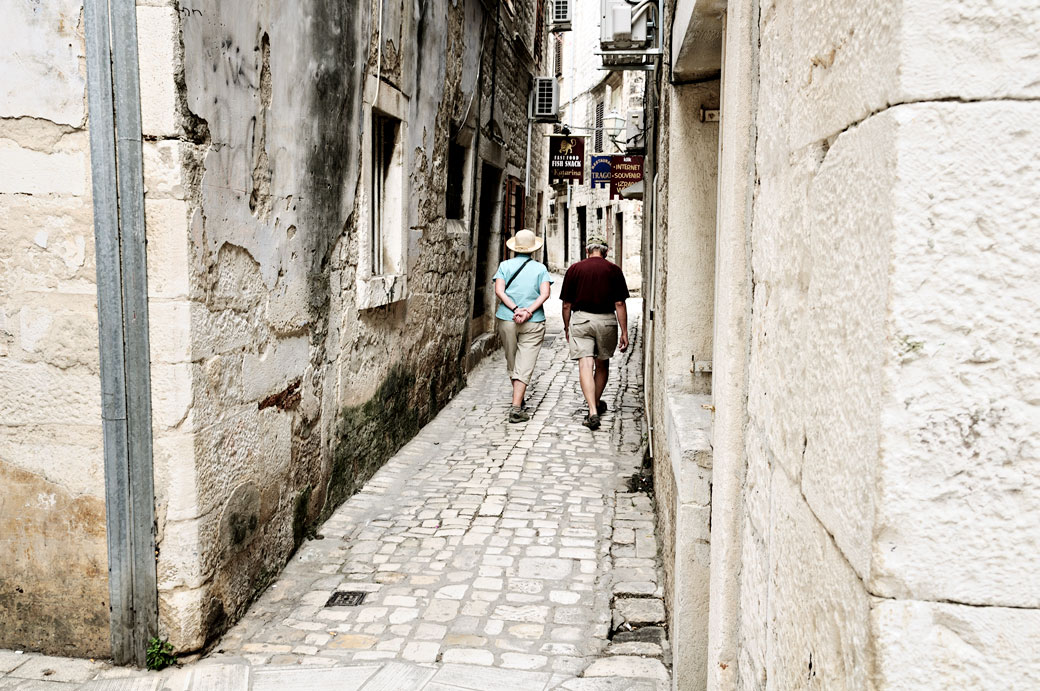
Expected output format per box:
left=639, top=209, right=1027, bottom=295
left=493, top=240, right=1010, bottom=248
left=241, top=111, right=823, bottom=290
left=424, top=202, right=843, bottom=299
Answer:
left=582, top=413, right=601, bottom=431
left=597, top=400, right=607, bottom=417
left=509, top=406, right=530, bottom=423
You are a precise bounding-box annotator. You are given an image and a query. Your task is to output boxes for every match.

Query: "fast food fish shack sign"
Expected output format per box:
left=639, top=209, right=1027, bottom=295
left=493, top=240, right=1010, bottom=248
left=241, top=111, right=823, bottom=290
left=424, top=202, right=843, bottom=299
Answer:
left=550, top=135, right=585, bottom=184
left=610, top=155, right=644, bottom=200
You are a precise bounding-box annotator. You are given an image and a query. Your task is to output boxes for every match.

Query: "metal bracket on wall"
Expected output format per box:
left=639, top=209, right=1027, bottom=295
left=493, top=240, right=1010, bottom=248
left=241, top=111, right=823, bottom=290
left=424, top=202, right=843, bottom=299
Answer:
left=700, top=108, right=720, bottom=123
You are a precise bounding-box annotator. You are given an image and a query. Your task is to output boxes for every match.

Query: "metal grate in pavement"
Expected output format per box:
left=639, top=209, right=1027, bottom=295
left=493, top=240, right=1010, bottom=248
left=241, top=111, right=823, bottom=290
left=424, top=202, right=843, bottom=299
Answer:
left=325, top=590, right=367, bottom=607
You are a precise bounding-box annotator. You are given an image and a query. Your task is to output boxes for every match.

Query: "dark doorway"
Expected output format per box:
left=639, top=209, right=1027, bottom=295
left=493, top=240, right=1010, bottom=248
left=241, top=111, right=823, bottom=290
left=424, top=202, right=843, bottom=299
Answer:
left=615, top=211, right=624, bottom=270
left=473, top=163, right=502, bottom=321
left=577, top=206, right=587, bottom=258
left=562, top=203, right=570, bottom=265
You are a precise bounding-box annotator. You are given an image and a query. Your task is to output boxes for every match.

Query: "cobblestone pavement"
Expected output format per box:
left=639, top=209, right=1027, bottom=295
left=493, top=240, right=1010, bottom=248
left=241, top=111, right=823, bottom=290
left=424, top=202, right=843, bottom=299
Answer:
left=0, top=298, right=670, bottom=690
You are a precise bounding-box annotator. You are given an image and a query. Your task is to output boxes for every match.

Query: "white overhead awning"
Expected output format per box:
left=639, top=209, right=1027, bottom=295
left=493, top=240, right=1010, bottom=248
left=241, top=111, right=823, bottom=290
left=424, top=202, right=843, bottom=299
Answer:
left=621, top=180, right=644, bottom=200
left=671, top=0, right=726, bottom=82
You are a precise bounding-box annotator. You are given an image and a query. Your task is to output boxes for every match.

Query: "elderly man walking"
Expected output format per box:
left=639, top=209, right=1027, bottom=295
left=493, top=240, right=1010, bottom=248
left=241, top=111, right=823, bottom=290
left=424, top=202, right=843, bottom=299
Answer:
left=561, top=235, right=630, bottom=430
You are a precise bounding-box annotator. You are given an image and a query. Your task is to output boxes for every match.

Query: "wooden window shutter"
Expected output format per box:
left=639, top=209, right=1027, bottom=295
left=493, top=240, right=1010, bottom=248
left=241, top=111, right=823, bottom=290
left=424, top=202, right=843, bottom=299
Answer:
left=595, top=101, right=605, bottom=152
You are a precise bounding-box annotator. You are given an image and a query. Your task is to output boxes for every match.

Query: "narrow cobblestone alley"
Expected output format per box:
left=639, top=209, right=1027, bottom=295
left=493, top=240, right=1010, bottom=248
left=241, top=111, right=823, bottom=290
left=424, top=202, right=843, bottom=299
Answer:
left=0, top=298, right=671, bottom=690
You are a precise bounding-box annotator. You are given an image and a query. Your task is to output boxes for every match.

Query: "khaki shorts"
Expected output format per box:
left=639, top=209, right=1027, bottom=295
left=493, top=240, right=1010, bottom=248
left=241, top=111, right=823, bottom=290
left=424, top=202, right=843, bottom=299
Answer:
left=498, top=318, right=546, bottom=385
left=568, top=311, right=618, bottom=360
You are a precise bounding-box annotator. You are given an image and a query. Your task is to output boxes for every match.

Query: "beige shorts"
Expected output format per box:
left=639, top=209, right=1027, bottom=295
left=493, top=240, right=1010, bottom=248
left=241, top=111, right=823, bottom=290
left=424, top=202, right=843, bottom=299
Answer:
left=568, top=311, right=618, bottom=360
left=498, top=318, right=546, bottom=385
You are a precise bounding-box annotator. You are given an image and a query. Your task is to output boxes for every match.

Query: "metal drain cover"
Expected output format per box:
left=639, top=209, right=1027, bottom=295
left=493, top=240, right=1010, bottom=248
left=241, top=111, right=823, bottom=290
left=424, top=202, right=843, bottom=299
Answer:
left=325, top=591, right=367, bottom=607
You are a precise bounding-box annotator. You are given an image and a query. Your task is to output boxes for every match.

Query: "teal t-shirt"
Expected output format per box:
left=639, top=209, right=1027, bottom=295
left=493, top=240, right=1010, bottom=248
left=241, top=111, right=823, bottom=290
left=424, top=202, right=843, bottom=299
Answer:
left=493, top=255, right=553, bottom=323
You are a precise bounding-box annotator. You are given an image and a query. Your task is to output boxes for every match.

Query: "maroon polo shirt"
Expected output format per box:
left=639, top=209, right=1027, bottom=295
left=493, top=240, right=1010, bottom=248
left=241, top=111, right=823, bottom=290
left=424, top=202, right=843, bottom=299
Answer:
left=561, top=256, right=630, bottom=314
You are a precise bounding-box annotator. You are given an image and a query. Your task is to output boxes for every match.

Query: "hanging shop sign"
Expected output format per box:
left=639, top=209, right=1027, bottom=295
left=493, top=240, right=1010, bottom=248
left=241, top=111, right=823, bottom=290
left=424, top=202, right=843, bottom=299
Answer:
left=590, top=155, right=612, bottom=189
left=609, top=154, right=644, bottom=199
left=549, top=135, right=585, bottom=184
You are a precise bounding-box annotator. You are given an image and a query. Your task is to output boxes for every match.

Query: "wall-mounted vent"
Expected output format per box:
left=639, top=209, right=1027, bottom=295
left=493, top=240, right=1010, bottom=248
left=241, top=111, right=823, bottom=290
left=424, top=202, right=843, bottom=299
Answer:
left=551, top=0, right=572, bottom=31
left=531, top=77, right=560, bottom=122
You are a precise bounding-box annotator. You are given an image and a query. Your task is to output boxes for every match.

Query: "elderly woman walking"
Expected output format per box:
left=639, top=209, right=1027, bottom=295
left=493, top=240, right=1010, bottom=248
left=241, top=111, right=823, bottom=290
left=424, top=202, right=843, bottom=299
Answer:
left=493, top=228, right=553, bottom=423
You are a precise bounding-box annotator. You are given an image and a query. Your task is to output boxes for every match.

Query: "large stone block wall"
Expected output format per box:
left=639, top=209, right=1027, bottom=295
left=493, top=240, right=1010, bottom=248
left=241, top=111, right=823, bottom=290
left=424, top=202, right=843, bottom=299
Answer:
left=0, top=0, right=110, bottom=657
left=0, top=0, right=194, bottom=657
left=735, top=0, right=1040, bottom=688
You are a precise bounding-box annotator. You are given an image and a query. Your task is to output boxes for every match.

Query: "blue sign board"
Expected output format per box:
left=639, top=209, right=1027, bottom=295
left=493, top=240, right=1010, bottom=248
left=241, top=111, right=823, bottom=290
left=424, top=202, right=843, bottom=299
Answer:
left=591, top=156, right=612, bottom=189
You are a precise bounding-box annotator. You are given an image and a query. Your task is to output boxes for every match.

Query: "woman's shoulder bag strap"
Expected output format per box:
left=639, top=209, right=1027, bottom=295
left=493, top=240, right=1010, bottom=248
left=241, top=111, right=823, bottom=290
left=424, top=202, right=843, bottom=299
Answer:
left=505, top=258, right=534, bottom=290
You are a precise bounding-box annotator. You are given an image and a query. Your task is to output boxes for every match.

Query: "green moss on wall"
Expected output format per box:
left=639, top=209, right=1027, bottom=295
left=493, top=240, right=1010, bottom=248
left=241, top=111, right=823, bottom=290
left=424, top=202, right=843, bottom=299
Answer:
left=292, top=485, right=313, bottom=545
left=323, top=364, right=421, bottom=519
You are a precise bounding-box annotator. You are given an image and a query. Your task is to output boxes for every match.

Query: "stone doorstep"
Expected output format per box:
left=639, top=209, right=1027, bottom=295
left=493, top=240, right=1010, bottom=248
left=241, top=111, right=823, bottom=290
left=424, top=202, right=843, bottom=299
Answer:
left=581, top=656, right=669, bottom=681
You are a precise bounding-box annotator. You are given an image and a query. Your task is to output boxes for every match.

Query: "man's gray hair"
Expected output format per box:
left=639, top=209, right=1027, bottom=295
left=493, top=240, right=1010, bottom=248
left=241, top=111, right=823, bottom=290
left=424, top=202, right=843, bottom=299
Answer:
left=585, top=241, right=609, bottom=255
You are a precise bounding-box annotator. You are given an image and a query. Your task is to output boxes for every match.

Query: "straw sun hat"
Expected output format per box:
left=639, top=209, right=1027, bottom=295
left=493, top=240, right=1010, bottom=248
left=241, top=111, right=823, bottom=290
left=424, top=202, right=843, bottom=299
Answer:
left=505, top=228, right=544, bottom=253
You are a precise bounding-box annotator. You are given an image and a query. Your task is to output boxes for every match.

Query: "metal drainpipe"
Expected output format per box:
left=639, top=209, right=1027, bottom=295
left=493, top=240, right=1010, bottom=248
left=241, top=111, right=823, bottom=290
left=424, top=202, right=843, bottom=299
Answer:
left=523, top=115, right=533, bottom=193
left=84, top=0, right=157, bottom=666
left=486, top=0, right=502, bottom=144
left=466, top=11, right=490, bottom=248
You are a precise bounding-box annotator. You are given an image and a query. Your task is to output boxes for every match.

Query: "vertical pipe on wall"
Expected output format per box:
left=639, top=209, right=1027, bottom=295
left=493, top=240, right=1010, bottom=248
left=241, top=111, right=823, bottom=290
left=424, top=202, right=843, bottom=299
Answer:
left=109, top=0, right=158, bottom=663
left=84, top=0, right=157, bottom=666
left=83, top=0, right=134, bottom=664
left=524, top=116, right=533, bottom=192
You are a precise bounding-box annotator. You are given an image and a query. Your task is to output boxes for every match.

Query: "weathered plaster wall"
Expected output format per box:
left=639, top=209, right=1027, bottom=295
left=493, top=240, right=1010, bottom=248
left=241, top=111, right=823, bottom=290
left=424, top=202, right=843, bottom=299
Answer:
left=0, top=0, right=110, bottom=656
left=164, top=0, right=543, bottom=652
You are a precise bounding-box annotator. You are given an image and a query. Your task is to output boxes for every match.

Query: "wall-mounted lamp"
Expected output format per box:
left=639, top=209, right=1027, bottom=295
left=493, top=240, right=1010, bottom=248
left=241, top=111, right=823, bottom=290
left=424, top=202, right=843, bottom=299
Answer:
left=604, top=109, right=626, bottom=150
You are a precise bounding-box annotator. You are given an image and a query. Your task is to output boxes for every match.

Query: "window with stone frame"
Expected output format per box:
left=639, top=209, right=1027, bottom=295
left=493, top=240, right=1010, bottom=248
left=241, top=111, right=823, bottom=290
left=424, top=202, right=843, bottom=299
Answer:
left=502, top=176, right=526, bottom=256
left=446, top=139, right=467, bottom=220
left=371, top=112, right=404, bottom=276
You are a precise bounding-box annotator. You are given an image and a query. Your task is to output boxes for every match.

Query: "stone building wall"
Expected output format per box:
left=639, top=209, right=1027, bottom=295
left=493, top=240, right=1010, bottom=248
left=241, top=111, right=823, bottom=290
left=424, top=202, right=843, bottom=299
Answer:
left=0, top=0, right=545, bottom=658
left=0, top=0, right=109, bottom=656
left=164, top=0, right=544, bottom=653
left=0, top=0, right=198, bottom=657
left=650, top=0, right=1040, bottom=689
left=738, top=2, right=1040, bottom=688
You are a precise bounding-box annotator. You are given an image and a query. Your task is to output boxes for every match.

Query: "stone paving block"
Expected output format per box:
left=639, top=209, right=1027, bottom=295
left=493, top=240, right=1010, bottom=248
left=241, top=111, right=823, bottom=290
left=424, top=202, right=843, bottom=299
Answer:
left=79, top=678, right=163, bottom=691
left=358, top=661, right=436, bottom=690
left=582, top=656, right=669, bottom=680
left=518, top=558, right=572, bottom=580
left=6, top=655, right=106, bottom=683
left=554, top=678, right=660, bottom=691
left=182, top=663, right=249, bottom=691
left=432, top=663, right=552, bottom=691
left=0, top=651, right=26, bottom=674
left=440, top=649, right=495, bottom=666
left=604, top=641, right=663, bottom=657
left=612, top=581, right=658, bottom=597
left=251, top=665, right=380, bottom=691
left=615, top=599, right=666, bottom=626
left=0, top=681, right=80, bottom=690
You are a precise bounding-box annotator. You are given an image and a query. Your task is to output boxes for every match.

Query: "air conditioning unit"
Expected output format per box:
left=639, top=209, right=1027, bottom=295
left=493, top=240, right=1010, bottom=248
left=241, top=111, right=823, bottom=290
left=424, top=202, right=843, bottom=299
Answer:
left=530, top=77, right=560, bottom=122
left=550, top=0, right=572, bottom=31
left=601, top=0, right=653, bottom=50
